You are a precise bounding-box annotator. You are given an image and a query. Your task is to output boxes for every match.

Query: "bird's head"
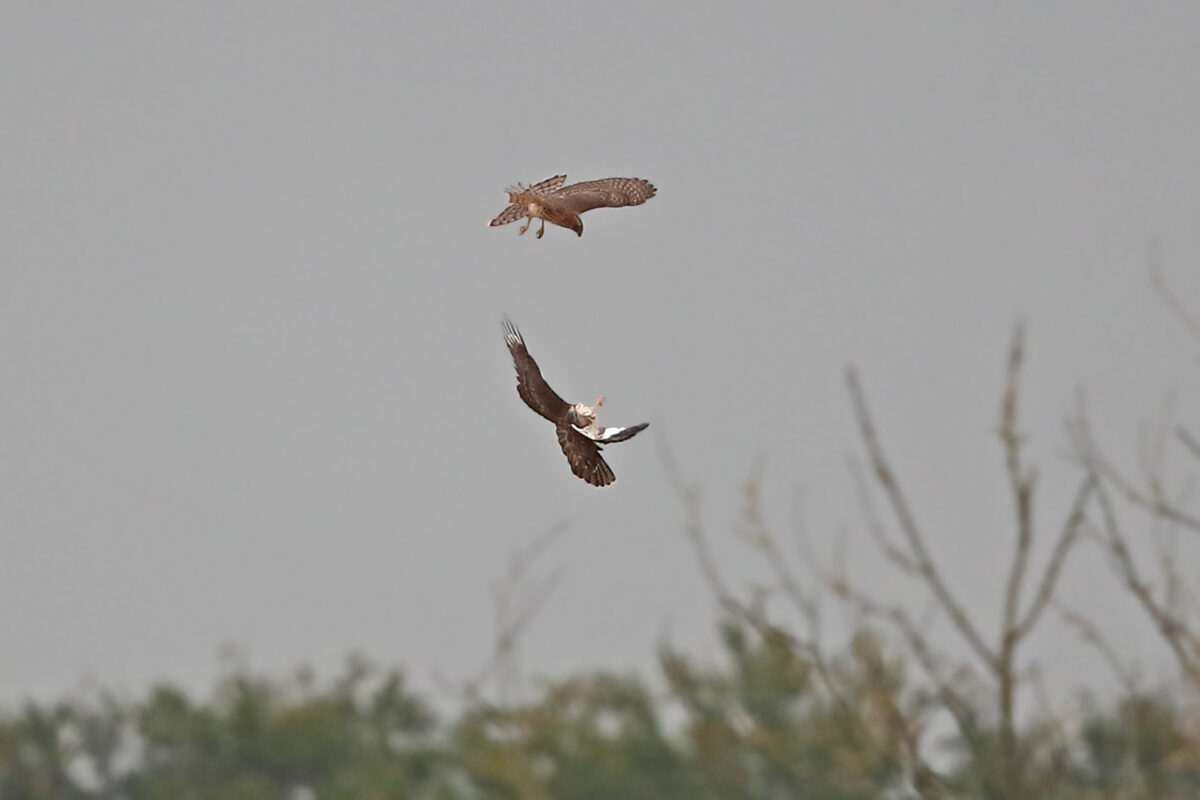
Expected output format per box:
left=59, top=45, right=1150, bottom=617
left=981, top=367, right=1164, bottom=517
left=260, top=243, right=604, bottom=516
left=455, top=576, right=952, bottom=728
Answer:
left=571, top=402, right=598, bottom=424
left=569, top=218, right=583, bottom=237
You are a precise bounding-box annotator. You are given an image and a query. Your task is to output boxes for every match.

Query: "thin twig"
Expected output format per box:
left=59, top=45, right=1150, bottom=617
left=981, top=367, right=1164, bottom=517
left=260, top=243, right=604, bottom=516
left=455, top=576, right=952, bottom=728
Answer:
left=1150, top=261, right=1200, bottom=341
left=846, top=368, right=998, bottom=674
left=1000, top=325, right=1037, bottom=648
left=1013, top=476, right=1096, bottom=640
left=662, top=436, right=946, bottom=797
left=829, top=574, right=982, bottom=753
left=1069, top=400, right=1200, bottom=535
left=1179, top=427, right=1200, bottom=463
left=473, top=522, right=568, bottom=702
left=1056, top=601, right=1139, bottom=695
left=850, top=458, right=921, bottom=577
left=1094, top=483, right=1200, bottom=688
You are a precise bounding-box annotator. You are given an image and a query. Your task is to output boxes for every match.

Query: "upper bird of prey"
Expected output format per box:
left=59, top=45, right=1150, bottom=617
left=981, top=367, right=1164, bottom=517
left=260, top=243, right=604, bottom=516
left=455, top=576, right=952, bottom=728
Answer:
left=489, top=174, right=656, bottom=238
left=502, top=316, right=648, bottom=487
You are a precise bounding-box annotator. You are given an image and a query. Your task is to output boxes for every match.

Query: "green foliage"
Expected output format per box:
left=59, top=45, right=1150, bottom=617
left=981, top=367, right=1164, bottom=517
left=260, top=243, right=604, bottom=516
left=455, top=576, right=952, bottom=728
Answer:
left=659, top=622, right=916, bottom=799
left=1076, top=693, right=1200, bottom=799
left=455, top=673, right=696, bottom=800
left=1, top=631, right=1197, bottom=799
left=0, top=657, right=449, bottom=800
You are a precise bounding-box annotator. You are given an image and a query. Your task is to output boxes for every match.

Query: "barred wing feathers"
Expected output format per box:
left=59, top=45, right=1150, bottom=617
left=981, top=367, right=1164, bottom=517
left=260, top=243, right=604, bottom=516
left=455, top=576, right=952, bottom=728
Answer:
left=489, top=204, right=526, bottom=227
left=552, top=178, right=657, bottom=214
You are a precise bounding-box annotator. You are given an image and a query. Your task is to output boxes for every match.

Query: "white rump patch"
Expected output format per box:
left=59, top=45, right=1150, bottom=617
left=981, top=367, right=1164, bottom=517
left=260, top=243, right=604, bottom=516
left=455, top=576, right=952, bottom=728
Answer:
left=572, top=423, right=602, bottom=441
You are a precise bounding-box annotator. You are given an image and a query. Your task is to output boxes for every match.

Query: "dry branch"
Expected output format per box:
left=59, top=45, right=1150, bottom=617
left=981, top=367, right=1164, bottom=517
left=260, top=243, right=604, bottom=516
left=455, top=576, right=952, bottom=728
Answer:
left=846, top=367, right=998, bottom=674
left=1093, top=483, right=1200, bottom=689
left=1069, top=400, right=1200, bottom=536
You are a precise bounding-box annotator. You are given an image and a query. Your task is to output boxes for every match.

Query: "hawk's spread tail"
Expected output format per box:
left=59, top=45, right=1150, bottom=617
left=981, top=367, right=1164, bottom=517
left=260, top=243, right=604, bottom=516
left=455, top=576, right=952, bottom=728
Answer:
left=591, top=422, right=649, bottom=444
left=489, top=203, right=526, bottom=227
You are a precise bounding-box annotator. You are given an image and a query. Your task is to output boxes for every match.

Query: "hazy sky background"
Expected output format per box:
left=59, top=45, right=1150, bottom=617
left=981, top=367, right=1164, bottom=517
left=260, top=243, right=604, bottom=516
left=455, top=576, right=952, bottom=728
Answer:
left=2, top=3, right=1199, bottom=708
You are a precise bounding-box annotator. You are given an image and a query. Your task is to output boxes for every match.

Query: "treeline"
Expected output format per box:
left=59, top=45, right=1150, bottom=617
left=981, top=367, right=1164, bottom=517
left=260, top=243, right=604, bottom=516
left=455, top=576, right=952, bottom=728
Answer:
left=0, top=623, right=1195, bottom=800
left=0, top=622, right=1197, bottom=800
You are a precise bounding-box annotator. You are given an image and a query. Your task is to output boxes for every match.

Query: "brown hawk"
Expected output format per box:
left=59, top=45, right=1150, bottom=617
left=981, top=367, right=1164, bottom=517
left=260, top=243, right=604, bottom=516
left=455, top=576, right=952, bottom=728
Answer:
left=489, top=174, right=657, bottom=238
left=502, top=316, right=648, bottom=487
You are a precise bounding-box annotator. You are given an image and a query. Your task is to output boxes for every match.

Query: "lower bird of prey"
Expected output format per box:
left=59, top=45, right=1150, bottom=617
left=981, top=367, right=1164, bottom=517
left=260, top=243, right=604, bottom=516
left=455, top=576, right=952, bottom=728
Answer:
left=489, top=174, right=656, bottom=238
left=502, top=316, right=648, bottom=487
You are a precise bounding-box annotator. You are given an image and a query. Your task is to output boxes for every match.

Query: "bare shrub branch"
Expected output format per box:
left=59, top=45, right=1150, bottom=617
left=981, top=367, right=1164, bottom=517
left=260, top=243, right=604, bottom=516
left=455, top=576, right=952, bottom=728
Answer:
left=1151, top=261, right=1200, bottom=341
left=846, top=367, right=997, bottom=673
left=1069, top=398, right=1200, bottom=536
left=659, top=436, right=950, bottom=798
left=467, top=521, right=568, bottom=703
left=1013, top=477, right=1095, bottom=641
left=1056, top=602, right=1139, bottom=695
left=844, top=326, right=1103, bottom=798
left=1093, top=483, right=1200, bottom=689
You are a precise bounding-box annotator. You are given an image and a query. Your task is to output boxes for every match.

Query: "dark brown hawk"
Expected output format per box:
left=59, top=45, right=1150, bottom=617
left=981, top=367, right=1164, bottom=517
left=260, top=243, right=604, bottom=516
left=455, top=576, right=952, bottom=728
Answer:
left=502, top=316, right=648, bottom=487
left=489, top=174, right=656, bottom=238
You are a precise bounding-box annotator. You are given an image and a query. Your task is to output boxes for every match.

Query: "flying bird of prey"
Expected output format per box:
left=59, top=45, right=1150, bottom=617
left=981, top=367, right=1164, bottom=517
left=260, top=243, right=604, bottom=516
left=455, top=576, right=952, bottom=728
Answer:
left=489, top=174, right=656, bottom=238
left=502, top=316, right=648, bottom=487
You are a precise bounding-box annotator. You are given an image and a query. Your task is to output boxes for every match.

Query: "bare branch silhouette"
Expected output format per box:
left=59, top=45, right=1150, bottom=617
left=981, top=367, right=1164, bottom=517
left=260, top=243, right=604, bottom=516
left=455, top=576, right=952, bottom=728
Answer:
left=847, top=366, right=997, bottom=673
left=1000, top=324, right=1037, bottom=651
left=1056, top=601, right=1139, bottom=695
left=1093, top=483, right=1200, bottom=689
left=1151, top=261, right=1200, bottom=341
left=468, top=521, right=568, bottom=703
left=1013, top=476, right=1095, bottom=641
left=850, top=458, right=922, bottom=577
left=845, top=326, right=1098, bottom=796
left=1070, top=397, right=1200, bottom=536
left=1179, top=426, right=1200, bottom=463
left=659, top=436, right=949, bottom=798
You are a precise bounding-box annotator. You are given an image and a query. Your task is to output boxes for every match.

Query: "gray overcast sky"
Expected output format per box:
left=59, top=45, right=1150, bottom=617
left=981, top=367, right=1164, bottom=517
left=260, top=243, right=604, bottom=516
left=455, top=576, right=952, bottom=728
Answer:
left=2, top=3, right=1198, bottom=705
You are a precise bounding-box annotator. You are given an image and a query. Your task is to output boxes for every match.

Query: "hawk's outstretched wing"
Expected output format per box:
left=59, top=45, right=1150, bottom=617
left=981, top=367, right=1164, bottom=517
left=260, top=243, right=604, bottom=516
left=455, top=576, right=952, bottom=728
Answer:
left=552, top=178, right=656, bottom=215
left=556, top=422, right=616, bottom=487
left=503, top=317, right=570, bottom=423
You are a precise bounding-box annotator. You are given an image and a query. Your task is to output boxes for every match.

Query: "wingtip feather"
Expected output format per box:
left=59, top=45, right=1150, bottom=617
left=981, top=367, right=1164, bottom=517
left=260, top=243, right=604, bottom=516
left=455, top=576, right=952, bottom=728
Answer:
left=501, top=314, right=523, bottom=348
